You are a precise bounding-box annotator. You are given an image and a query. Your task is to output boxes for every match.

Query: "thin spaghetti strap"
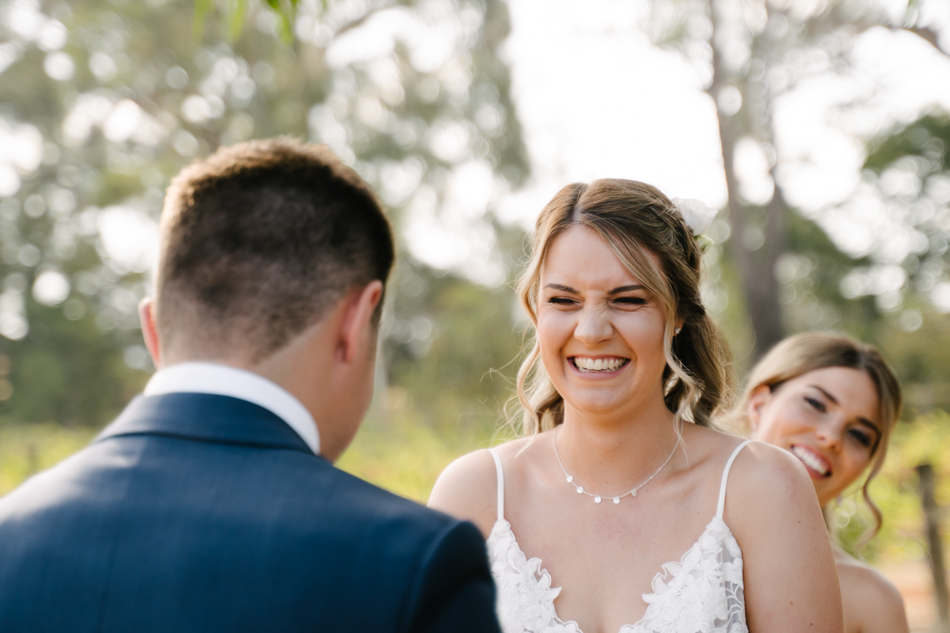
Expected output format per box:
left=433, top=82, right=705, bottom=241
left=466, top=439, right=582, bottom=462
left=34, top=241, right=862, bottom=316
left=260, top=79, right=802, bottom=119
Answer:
left=716, top=440, right=753, bottom=520
left=488, top=448, right=505, bottom=521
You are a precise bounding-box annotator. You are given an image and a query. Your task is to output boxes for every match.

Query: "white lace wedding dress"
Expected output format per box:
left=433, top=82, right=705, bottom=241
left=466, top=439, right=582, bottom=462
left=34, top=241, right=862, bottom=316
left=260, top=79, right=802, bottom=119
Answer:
left=486, top=440, right=751, bottom=633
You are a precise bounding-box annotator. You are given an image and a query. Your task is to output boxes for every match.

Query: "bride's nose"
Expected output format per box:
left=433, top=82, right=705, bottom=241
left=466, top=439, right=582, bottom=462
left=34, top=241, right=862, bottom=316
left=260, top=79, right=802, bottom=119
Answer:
left=574, top=304, right=612, bottom=344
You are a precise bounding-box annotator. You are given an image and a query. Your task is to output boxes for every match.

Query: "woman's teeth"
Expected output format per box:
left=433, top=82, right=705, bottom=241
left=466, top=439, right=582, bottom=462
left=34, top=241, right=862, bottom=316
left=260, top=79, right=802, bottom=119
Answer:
left=572, top=357, right=627, bottom=372
left=791, top=446, right=830, bottom=476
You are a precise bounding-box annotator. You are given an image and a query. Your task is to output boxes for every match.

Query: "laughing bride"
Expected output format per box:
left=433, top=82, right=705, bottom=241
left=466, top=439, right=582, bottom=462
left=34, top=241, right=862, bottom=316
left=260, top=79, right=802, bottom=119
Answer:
left=429, top=179, right=843, bottom=633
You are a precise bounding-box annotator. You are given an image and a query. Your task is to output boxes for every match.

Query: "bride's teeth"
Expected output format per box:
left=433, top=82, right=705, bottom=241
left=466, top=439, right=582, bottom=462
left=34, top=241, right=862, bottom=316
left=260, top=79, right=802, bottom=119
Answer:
left=574, top=357, right=625, bottom=372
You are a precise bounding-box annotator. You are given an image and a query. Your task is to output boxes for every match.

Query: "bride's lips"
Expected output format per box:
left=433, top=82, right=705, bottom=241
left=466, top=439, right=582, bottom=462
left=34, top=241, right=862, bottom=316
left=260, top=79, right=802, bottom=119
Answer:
left=790, top=445, right=832, bottom=479
left=568, top=356, right=630, bottom=376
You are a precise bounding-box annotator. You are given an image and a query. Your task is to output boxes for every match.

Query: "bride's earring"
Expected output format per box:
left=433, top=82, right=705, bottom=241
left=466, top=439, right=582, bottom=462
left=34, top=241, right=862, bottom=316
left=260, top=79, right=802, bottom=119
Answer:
left=674, top=327, right=681, bottom=335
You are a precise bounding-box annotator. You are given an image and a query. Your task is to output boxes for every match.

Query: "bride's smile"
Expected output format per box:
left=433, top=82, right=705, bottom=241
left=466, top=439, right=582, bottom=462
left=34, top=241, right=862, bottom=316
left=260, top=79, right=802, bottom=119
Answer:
left=569, top=356, right=629, bottom=373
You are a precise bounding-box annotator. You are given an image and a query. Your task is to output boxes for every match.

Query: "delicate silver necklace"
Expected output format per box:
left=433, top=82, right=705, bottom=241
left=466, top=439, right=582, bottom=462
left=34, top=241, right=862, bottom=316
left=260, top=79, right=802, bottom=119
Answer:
left=552, top=425, right=677, bottom=505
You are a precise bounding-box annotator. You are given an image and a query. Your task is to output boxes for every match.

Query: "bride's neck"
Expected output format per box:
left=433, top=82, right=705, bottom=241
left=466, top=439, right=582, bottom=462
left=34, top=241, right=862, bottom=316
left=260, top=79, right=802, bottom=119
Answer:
left=555, top=403, right=680, bottom=490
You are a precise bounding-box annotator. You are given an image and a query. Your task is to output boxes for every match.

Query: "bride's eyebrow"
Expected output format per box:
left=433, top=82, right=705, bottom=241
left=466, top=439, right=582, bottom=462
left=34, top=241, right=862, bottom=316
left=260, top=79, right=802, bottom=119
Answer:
left=607, top=285, right=645, bottom=295
left=543, top=284, right=646, bottom=294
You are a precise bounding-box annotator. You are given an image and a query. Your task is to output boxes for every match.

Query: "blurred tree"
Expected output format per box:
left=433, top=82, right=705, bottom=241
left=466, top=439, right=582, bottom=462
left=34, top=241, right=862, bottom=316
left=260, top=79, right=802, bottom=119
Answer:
left=0, top=0, right=528, bottom=426
left=384, top=254, right=524, bottom=431
left=647, top=0, right=950, bottom=362
left=860, top=110, right=950, bottom=411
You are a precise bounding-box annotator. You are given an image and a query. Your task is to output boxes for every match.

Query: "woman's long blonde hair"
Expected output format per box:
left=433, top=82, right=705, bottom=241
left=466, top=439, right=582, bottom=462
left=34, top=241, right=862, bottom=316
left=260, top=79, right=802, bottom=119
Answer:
left=512, top=179, right=732, bottom=435
left=733, top=332, right=903, bottom=542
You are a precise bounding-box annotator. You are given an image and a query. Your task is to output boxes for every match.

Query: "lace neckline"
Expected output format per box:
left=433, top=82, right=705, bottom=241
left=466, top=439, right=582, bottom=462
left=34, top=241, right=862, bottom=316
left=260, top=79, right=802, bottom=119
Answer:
left=486, top=441, right=750, bottom=633
left=487, top=515, right=737, bottom=633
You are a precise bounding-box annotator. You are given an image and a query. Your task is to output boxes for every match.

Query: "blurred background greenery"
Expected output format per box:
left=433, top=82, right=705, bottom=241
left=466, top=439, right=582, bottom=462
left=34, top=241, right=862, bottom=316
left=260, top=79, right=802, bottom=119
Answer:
left=2, top=0, right=950, bottom=628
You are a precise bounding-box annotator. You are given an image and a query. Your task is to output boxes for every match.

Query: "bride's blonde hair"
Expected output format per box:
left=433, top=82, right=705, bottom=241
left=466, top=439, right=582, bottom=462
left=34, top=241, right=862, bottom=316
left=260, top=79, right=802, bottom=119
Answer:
left=512, top=179, right=732, bottom=435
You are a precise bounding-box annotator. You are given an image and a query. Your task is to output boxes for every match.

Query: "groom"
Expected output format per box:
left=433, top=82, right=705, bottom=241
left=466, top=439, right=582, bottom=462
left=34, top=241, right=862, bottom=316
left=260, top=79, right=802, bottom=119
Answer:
left=0, top=139, right=501, bottom=632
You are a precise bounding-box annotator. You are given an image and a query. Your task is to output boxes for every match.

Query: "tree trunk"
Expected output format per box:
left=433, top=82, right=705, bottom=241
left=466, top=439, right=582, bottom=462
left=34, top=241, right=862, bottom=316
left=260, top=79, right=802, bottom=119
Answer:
left=917, top=463, right=950, bottom=633
left=708, top=0, right=786, bottom=362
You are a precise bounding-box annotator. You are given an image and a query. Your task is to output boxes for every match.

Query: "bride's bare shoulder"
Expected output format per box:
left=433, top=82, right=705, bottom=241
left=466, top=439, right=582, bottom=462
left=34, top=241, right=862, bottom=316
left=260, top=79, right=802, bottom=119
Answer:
left=428, top=436, right=535, bottom=538
left=683, top=425, right=818, bottom=519
left=685, top=425, right=803, bottom=481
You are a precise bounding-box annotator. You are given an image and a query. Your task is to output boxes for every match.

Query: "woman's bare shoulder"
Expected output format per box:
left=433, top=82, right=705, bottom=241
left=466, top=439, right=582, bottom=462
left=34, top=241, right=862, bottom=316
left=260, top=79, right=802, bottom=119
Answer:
left=427, top=436, right=535, bottom=538
left=836, top=553, right=909, bottom=633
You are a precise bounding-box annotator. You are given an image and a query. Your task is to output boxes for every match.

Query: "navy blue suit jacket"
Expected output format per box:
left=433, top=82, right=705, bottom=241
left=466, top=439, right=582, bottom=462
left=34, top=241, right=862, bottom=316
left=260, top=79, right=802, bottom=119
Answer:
left=0, top=393, right=501, bottom=633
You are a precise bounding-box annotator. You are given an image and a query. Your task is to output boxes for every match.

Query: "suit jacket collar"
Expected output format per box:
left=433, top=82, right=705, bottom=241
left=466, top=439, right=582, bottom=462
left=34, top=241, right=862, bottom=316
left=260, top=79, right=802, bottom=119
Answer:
left=96, top=393, right=322, bottom=458
left=144, top=363, right=320, bottom=455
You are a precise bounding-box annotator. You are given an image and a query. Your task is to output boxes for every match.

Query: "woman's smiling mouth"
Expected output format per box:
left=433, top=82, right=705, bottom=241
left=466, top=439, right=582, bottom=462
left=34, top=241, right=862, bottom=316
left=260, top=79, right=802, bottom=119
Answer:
left=791, top=445, right=832, bottom=478
left=569, top=356, right=630, bottom=373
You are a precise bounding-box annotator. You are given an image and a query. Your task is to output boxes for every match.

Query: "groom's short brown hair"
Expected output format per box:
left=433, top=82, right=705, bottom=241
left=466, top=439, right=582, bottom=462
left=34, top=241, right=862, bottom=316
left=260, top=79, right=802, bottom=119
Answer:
left=156, top=138, right=394, bottom=362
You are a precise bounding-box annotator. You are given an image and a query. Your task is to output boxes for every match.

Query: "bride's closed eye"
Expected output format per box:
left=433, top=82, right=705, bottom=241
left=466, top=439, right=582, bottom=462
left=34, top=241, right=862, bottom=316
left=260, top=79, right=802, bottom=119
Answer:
left=613, top=296, right=648, bottom=306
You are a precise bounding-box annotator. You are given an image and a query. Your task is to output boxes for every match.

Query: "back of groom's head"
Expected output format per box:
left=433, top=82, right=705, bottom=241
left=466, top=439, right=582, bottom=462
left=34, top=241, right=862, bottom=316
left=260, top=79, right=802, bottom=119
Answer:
left=154, top=138, right=394, bottom=363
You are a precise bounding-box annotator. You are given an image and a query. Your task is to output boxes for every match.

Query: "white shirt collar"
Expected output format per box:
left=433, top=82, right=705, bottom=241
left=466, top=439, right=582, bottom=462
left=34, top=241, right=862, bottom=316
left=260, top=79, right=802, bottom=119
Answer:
left=143, top=362, right=320, bottom=455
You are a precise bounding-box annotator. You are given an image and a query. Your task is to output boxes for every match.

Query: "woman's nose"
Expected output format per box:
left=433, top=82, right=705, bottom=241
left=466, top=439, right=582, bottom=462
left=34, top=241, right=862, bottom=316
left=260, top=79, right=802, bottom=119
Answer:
left=815, top=421, right=843, bottom=452
left=574, top=305, right=612, bottom=344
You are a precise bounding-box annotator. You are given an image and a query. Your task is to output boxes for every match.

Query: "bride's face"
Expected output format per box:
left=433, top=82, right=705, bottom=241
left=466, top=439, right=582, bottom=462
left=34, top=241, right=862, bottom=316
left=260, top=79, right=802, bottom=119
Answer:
left=537, top=225, right=673, bottom=419
left=748, top=366, right=882, bottom=507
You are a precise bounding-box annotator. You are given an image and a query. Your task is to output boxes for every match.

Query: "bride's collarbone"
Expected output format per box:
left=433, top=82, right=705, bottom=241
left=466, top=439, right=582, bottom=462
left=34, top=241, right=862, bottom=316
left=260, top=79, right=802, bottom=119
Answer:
left=508, top=480, right=717, bottom=565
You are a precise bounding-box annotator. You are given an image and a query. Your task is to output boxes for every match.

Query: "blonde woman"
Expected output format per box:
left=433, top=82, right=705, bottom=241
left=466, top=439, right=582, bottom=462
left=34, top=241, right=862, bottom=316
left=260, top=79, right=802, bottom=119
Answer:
left=429, top=180, right=842, bottom=633
left=736, top=332, right=908, bottom=633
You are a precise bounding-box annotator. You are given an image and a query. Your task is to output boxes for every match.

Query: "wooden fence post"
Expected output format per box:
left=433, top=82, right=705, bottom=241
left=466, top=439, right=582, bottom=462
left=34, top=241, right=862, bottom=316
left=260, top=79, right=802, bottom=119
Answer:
left=918, top=463, right=950, bottom=633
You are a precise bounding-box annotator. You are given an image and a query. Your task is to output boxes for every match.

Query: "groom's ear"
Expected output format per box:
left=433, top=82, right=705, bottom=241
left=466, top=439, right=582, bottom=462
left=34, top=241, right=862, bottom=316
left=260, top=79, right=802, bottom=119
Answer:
left=337, top=281, right=384, bottom=364
left=139, top=297, right=162, bottom=368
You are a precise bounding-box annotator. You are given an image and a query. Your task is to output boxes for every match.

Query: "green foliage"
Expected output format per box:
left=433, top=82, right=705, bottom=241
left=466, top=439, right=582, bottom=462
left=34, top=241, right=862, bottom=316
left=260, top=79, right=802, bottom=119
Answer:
left=0, top=302, right=147, bottom=425
left=194, top=0, right=303, bottom=43
left=865, top=112, right=950, bottom=173
left=0, top=0, right=528, bottom=429
left=384, top=260, right=525, bottom=432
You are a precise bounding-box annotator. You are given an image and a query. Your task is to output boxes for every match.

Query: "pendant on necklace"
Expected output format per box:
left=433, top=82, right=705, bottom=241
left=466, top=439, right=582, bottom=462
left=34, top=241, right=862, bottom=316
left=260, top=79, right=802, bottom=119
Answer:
left=552, top=425, right=678, bottom=507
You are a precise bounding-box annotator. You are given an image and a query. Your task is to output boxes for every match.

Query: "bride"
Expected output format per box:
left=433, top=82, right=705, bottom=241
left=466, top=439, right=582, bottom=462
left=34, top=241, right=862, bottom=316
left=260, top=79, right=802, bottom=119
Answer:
left=429, top=179, right=843, bottom=633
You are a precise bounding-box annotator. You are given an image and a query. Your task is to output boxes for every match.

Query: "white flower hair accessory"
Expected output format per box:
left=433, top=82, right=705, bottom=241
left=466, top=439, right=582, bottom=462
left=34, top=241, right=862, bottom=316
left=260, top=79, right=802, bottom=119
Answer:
left=672, top=197, right=717, bottom=237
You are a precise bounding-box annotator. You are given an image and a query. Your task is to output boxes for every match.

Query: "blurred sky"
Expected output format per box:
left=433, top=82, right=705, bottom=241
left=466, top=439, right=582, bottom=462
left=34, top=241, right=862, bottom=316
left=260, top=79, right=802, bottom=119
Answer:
left=493, top=0, right=950, bottom=252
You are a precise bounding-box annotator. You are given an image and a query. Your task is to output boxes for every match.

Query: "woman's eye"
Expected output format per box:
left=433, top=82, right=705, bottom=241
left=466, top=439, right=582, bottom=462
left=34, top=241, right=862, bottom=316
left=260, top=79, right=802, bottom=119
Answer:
left=804, top=397, right=826, bottom=413
left=547, top=297, right=576, bottom=305
left=848, top=428, right=873, bottom=448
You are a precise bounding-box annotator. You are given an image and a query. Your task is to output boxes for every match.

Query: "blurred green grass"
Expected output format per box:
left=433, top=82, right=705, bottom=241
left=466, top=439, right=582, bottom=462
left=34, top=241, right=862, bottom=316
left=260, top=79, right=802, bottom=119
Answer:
left=0, top=423, right=98, bottom=494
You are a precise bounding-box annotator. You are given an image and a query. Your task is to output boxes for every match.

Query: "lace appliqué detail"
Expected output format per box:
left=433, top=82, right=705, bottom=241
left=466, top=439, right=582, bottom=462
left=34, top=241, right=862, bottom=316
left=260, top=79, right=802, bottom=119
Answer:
left=486, top=517, right=748, bottom=633
left=487, top=520, right=581, bottom=633
left=629, top=516, right=747, bottom=633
